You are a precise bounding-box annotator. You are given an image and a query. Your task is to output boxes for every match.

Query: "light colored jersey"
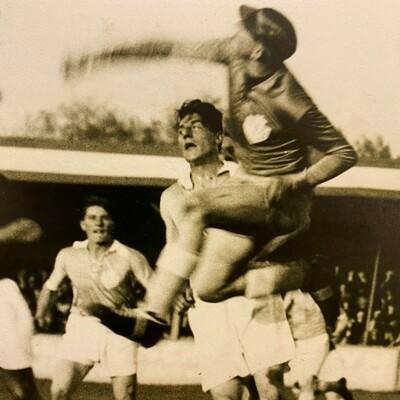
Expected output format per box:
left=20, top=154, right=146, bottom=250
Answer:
left=160, top=161, right=238, bottom=233
left=0, top=278, right=33, bottom=369
left=45, top=240, right=152, bottom=315
left=284, top=289, right=327, bottom=340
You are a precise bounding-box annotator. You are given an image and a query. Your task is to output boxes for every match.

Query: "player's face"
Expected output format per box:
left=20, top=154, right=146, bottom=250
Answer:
left=232, top=26, right=275, bottom=78
left=80, top=205, right=114, bottom=245
left=177, top=113, right=221, bottom=164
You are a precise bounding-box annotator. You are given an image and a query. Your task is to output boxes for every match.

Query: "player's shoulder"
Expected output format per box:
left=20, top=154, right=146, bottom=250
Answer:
left=162, top=182, right=184, bottom=200
left=56, top=245, right=80, bottom=259
left=160, top=182, right=185, bottom=207
left=116, top=241, right=146, bottom=262
left=0, top=278, right=21, bottom=295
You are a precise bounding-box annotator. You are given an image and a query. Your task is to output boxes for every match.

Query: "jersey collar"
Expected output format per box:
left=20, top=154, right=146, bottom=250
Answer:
left=73, top=239, right=125, bottom=256
left=178, top=160, right=238, bottom=190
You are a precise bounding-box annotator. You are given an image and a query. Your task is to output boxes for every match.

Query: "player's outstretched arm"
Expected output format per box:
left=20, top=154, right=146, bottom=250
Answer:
left=0, top=218, right=42, bottom=243
left=35, top=250, right=67, bottom=329
left=35, top=285, right=57, bottom=330
left=63, top=37, right=232, bottom=81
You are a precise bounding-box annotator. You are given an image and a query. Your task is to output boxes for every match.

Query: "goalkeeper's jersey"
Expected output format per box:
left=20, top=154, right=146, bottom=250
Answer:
left=229, top=66, right=355, bottom=177
left=82, top=38, right=357, bottom=181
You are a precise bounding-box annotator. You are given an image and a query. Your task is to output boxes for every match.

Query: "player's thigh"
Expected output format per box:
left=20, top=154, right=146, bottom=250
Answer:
left=51, top=360, right=92, bottom=398
left=190, top=183, right=268, bottom=232
left=111, top=374, right=137, bottom=400
left=209, top=377, right=247, bottom=400
left=192, top=229, right=262, bottom=300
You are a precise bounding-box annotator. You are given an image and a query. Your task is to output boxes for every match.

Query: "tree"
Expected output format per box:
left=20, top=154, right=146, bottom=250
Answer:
left=14, top=101, right=180, bottom=147
left=354, top=135, right=393, bottom=160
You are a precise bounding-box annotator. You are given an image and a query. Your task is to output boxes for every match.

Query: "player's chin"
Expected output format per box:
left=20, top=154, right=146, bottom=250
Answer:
left=92, top=233, right=112, bottom=244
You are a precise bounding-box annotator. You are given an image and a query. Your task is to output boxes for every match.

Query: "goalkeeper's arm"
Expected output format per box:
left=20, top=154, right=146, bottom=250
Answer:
left=63, top=37, right=232, bottom=80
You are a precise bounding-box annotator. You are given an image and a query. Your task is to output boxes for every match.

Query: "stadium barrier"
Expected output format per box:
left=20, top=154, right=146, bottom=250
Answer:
left=32, top=334, right=400, bottom=390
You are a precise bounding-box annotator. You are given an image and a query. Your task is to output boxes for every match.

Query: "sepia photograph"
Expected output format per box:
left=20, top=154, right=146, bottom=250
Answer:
left=0, top=1, right=399, bottom=399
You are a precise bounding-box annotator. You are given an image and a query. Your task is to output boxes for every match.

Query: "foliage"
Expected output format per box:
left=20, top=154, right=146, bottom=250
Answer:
left=354, top=135, right=393, bottom=160
left=15, top=101, right=177, bottom=145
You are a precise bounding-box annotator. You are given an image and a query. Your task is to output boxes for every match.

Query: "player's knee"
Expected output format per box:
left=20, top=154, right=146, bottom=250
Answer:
left=115, top=383, right=136, bottom=400
left=51, top=383, right=69, bottom=400
left=194, top=279, right=228, bottom=302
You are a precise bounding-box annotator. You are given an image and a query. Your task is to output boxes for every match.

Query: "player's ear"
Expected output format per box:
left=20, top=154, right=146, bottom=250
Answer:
left=80, top=220, right=87, bottom=233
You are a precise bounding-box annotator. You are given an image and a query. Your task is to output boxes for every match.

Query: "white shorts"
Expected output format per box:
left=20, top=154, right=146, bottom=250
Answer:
left=0, top=330, right=32, bottom=370
left=58, top=313, right=138, bottom=377
left=286, top=333, right=330, bottom=386
left=0, top=279, right=33, bottom=370
left=188, top=295, right=295, bottom=391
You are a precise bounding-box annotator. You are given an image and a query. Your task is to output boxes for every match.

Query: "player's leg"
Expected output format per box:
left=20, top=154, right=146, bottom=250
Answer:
left=192, top=228, right=261, bottom=302
left=111, top=374, right=137, bottom=400
left=209, top=377, right=250, bottom=400
left=239, top=295, right=296, bottom=400
left=193, top=252, right=308, bottom=302
left=288, top=335, right=330, bottom=400
left=147, top=181, right=298, bottom=315
left=50, top=360, right=92, bottom=400
left=316, top=378, right=353, bottom=400
left=104, top=327, right=139, bottom=400
left=0, top=367, right=42, bottom=400
left=51, top=314, right=100, bottom=399
left=253, top=365, right=296, bottom=400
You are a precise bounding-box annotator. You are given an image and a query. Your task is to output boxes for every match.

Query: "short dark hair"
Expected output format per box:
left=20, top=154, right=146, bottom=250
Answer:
left=240, top=6, right=297, bottom=62
left=79, top=195, right=114, bottom=220
left=177, top=99, right=223, bottom=134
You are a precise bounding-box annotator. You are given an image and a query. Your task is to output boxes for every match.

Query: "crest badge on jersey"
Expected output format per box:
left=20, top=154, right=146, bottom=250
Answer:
left=242, top=114, right=272, bottom=144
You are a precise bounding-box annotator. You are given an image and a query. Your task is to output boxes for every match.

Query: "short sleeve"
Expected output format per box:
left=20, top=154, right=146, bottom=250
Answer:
left=45, top=249, right=68, bottom=291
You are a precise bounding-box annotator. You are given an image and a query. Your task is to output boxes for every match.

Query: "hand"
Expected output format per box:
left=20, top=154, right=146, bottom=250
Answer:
left=174, top=287, right=194, bottom=314
left=265, top=172, right=308, bottom=206
left=2, top=218, right=42, bottom=243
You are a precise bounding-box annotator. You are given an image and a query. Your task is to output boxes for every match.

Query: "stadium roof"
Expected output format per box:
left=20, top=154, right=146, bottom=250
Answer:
left=1, top=144, right=400, bottom=199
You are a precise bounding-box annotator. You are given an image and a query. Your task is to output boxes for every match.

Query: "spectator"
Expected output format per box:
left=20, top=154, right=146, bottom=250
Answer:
left=380, top=269, right=397, bottom=293
left=331, top=304, right=351, bottom=345
left=346, top=310, right=366, bottom=344
left=355, top=271, right=369, bottom=297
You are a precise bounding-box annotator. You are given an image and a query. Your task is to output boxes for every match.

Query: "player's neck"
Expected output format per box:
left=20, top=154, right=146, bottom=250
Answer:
left=87, top=240, right=113, bottom=261
left=190, top=156, right=223, bottom=189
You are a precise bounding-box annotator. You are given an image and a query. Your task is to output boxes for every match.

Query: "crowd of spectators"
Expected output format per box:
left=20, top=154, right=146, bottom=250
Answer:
left=332, top=267, right=399, bottom=346
left=15, top=264, right=399, bottom=347
left=17, top=268, right=72, bottom=334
